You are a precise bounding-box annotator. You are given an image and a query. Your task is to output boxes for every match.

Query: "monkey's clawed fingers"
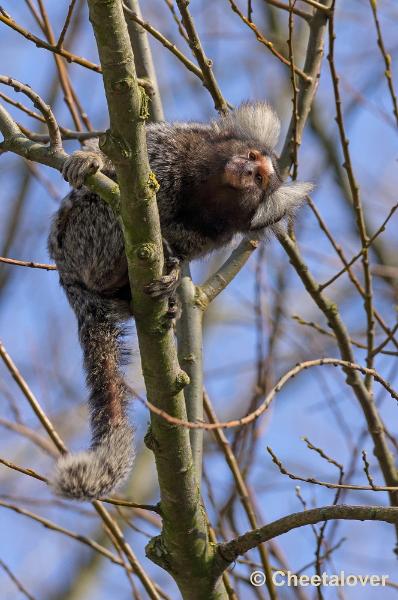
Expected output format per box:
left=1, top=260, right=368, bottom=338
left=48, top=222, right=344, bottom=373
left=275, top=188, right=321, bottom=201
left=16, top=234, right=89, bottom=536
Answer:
left=166, top=295, right=182, bottom=322
left=144, top=268, right=180, bottom=299
left=62, top=151, right=104, bottom=189
left=144, top=251, right=181, bottom=300
left=144, top=252, right=181, bottom=300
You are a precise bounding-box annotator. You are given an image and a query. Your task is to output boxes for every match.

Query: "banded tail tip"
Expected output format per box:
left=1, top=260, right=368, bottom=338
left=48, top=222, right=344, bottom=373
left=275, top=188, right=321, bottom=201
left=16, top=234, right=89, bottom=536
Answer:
left=50, top=423, right=134, bottom=500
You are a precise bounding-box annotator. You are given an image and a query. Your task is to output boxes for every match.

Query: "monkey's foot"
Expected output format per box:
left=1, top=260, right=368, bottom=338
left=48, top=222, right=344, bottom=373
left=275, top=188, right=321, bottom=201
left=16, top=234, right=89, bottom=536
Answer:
left=144, top=257, right=181, bottom=299
left=62, top=150, right=104, bottom=189
left=144, top=269, right=180, bottom=299
left=166, top=295, right=182, bottom=321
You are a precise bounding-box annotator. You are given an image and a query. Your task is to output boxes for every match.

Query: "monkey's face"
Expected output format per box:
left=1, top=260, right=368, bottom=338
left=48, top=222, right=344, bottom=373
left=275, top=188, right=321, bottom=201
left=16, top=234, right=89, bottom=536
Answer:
left=193, top=146, right=283, bottom=233
left=222, top=149, right=280, bottom=196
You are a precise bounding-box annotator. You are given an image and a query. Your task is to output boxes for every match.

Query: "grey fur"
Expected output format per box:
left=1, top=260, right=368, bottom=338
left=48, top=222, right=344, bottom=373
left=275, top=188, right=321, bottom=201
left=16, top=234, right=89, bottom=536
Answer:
left=250, top=181, right=314, bottom=231
left=51, top=422, right=134, bottom=499
left=48, top=102, right=312, bottom=500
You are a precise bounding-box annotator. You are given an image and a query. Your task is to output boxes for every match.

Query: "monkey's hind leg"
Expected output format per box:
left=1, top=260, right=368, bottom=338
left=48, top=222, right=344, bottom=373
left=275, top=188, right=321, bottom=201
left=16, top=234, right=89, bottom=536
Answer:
left=144, top=238, right=181, bottom=300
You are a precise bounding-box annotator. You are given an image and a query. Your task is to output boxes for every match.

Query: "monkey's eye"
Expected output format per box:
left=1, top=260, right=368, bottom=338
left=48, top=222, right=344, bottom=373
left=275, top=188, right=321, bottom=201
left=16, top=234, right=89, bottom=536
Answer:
left=248, top=151, right=257, bottom=161
left=255, top=173, right=263, bottom=184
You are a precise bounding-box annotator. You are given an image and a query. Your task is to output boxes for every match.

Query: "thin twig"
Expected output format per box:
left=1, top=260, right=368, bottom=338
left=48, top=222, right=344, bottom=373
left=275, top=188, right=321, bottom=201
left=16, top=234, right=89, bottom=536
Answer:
left=264, top=0, right=311, bottom=21
left=56, top=0, right=78, bottom=49
left=0, top=418, right=58, bottom=456
left=0, top=558, right=36, bottom=600
left=0, top=340, right=67, bottom=453
left=123, top=5, right=203, bottom=82
left=175, top=0, right=228, bottom=113
left=368, top=0, right=398, bottom=126
left=204, top=391, right=277, bottom=600
left=266, top=447, right=398, bottom=492
left=101, top=497, right=161, bottom=513
left=227, top=0, right=312, bottom=83
left=35, top=0, right=83, bottom=130
left=318, top=202, right=398, bottom=291
left=18, top=124, right=104, bottom=143
left=327, top=2, right=375, bottom=387
left=0, top=457, right=48, bottom=483
left=300, top=0, right=330, bottom=12
left=162, top=0, right=190, bottom=43
left=0, top=256, right=56, bottom=270
left=361, top=450, right=377, bottom=490
left=288, top=0, right=299, bottom=178
left=0, top=92, right=101, bottom=141
left=0, top=8, right=100, bottom=73
left=0, top=90, right=44, bottom=121
left=0, top=499, right=132, bottom=570
left=131, top=358, right=398, bottom=430
left=91, top=502, right=160, bottom=600
left=292, top=314, right=398, bottom=357
left=301, top=438, right=344, bottom=596
left=24, top=0, right=45, bottom=29
left=0, top=8, right=152, bottom=92
left=0, top=75, right=62, bottom=151
left=307, top=197, right=398, bottom=353
left=371, top=321, right=398, bottom=358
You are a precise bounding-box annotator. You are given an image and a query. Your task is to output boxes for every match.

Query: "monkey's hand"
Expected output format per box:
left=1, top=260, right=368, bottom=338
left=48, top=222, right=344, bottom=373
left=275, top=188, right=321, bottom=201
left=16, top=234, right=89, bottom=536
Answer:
left=62, top=151, right=104, bottom=189
left=144, top=256, right=181, bottom=299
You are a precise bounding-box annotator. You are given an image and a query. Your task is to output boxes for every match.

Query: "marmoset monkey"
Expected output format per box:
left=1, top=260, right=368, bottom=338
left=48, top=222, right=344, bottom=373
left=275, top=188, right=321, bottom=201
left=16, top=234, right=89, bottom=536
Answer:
left=48, top=102, right=312, bottom=500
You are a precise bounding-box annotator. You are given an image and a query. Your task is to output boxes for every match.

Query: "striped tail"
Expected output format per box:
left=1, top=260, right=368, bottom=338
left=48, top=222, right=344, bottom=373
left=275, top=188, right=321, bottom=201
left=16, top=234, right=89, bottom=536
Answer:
left=51, top=283, right=134, bottom=500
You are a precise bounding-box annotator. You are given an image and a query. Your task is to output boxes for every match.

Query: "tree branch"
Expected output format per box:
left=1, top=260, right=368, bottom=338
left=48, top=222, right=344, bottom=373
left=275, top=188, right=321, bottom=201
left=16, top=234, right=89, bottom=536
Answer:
left=175, top=0, right=228, bottom=113
left=0, top=7, right=152, bottom=93
left=217, top=505, right=398, bottom=567
left=123, top=0, right=165, bottom=122
left=176, top=266, right=204, bottom=483
left=85, top=1, right=227, bottom=597
left=123, top=4, right=204, bottom=85
left=0, top=101, right=120, bottom=212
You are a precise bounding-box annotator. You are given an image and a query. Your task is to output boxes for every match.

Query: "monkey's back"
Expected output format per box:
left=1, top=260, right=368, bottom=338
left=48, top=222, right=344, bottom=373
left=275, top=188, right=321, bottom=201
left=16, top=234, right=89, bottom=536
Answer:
left=48, top=190, right=129, bottom=297
left=49, top=119, right=254, bottom=291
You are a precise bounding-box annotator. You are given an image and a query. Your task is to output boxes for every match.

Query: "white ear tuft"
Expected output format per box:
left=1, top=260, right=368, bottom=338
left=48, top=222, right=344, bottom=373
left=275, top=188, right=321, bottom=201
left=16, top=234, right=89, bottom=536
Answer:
left=249, top=181, right=313, bottom=232
left=273, top=181, right=314, bottom=211
left=215, top=101, right=281, bottom=149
